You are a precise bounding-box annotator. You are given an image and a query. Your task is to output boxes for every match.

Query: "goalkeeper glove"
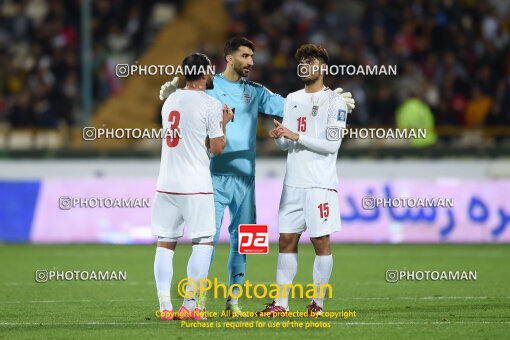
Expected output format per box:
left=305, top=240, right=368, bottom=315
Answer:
left=159, top=77, right=179, bottom=101
left=334, top=88, right=355, bottom=114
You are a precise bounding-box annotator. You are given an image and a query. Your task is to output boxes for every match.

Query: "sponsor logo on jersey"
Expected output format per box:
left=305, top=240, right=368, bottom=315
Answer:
left=338, top=109, right=346, bottom=122
left=244, top=94, right=251, bottom=104
left=311, top=105, right=319, bottom=117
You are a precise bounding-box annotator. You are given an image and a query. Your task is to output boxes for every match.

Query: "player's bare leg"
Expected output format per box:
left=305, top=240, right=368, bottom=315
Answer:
left=154, top=239, right=177, bottom=320
left=307, top=235, right=333, bottom=316
left=257, top=233, right=300, bottom=316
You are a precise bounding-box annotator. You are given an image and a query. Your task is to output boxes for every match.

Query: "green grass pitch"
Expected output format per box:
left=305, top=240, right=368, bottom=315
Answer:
left=1, top=244, right=509, bottom=339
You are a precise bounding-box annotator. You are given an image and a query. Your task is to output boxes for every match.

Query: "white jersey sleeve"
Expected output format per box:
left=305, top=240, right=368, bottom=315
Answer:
left=327, top=92, right=348, bottom=129
left=206, top=99, right=224, bottom=139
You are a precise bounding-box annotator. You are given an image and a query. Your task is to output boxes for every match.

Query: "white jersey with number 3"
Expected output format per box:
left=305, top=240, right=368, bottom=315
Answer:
left=156, top=90, right=223, bottom=194
left=280, top=87, right=347, bottom=190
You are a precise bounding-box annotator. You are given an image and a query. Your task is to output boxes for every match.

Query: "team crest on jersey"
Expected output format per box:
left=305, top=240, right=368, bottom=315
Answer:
left=338, top=109, right=346, bottom=122
left=244, top=94, right=251, bottom=104
left=311, top=105, right=319, bottom=117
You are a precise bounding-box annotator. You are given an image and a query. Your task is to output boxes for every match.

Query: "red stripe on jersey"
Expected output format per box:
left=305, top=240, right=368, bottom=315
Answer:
left=323, top=87, right=330, bottom=91
left=156, top=190, right=213, bottom=195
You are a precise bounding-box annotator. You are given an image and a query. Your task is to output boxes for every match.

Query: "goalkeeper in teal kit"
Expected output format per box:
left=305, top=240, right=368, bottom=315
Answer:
left=159, top=37, right=355, bottom=314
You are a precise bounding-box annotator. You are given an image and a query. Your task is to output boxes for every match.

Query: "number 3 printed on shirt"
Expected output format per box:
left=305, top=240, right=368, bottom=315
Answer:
left=167, top=110, right=180, bottom=147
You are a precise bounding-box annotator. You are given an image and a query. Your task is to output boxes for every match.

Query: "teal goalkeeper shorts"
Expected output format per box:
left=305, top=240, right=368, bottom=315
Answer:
left=211, top=174, right=256, bottom=247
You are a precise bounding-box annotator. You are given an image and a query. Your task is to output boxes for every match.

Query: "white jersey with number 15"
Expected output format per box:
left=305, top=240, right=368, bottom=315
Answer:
left=281, top=87, right=347, bottom=190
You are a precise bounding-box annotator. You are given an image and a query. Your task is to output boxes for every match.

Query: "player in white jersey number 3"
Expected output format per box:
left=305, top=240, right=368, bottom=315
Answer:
left=258, top=44, right=348, bottom=317
left=152, top=53, right=234, bottom=321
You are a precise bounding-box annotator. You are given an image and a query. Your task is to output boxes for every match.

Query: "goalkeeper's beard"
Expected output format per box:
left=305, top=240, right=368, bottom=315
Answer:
left=234, top=64, right=250, bottom=77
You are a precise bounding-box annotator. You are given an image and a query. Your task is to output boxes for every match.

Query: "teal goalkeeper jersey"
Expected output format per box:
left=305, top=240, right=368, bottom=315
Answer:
left=206, top=73, right=285, bottom=177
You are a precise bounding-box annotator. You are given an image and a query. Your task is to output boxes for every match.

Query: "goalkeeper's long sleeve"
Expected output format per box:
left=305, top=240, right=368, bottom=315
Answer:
left=296, top=134, right=342, bottom=154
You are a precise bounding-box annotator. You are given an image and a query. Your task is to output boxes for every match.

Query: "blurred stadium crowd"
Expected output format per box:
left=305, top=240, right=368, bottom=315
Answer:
left=223, top=0, right=510, bottom=130
left=1, top=0, right=509, bottom=145
left=0, top=0, right=179, bottom=128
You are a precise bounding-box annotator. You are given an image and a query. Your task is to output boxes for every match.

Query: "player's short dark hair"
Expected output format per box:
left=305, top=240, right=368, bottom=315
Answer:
left=182, top=53, right=211, bottom=81
left=295, top=44, right=329, bottom=64
left=224, top=36, right=255, bottom=60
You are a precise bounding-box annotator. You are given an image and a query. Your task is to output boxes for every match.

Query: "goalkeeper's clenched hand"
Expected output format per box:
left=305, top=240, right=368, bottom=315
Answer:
left=159, top=77, right=179, bottom=100
left=334, top=88, right=355, bottom=114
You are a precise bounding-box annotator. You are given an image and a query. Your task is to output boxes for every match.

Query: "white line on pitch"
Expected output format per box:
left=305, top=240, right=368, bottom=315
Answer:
left=1, top=321, right=510, bottom=326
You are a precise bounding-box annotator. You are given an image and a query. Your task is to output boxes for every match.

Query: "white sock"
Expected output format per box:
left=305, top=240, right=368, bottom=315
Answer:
left=312, top=255, right=333, bottom=308
left=183, top=244, right=213, bottom=310
left=154, top=247, right=174, bottom=311
left=274, top=253, right=298, bottom=308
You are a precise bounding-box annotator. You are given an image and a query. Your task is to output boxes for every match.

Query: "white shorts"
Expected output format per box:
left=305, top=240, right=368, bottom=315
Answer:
left=278, top=185, right=341, bottom=238
left=151, top=191, right=216, bottom=239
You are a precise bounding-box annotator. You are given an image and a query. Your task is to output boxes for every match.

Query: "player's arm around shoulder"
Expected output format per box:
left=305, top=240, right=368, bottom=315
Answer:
left=206, top=96, right=234, bottom=156
left=250, top=80, right=286, bottom=118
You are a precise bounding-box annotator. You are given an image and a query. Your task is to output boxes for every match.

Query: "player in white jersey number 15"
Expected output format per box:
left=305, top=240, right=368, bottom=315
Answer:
left=258, top=44, right=348, bottom=318
left=152, top=53, right=234, bottom=321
